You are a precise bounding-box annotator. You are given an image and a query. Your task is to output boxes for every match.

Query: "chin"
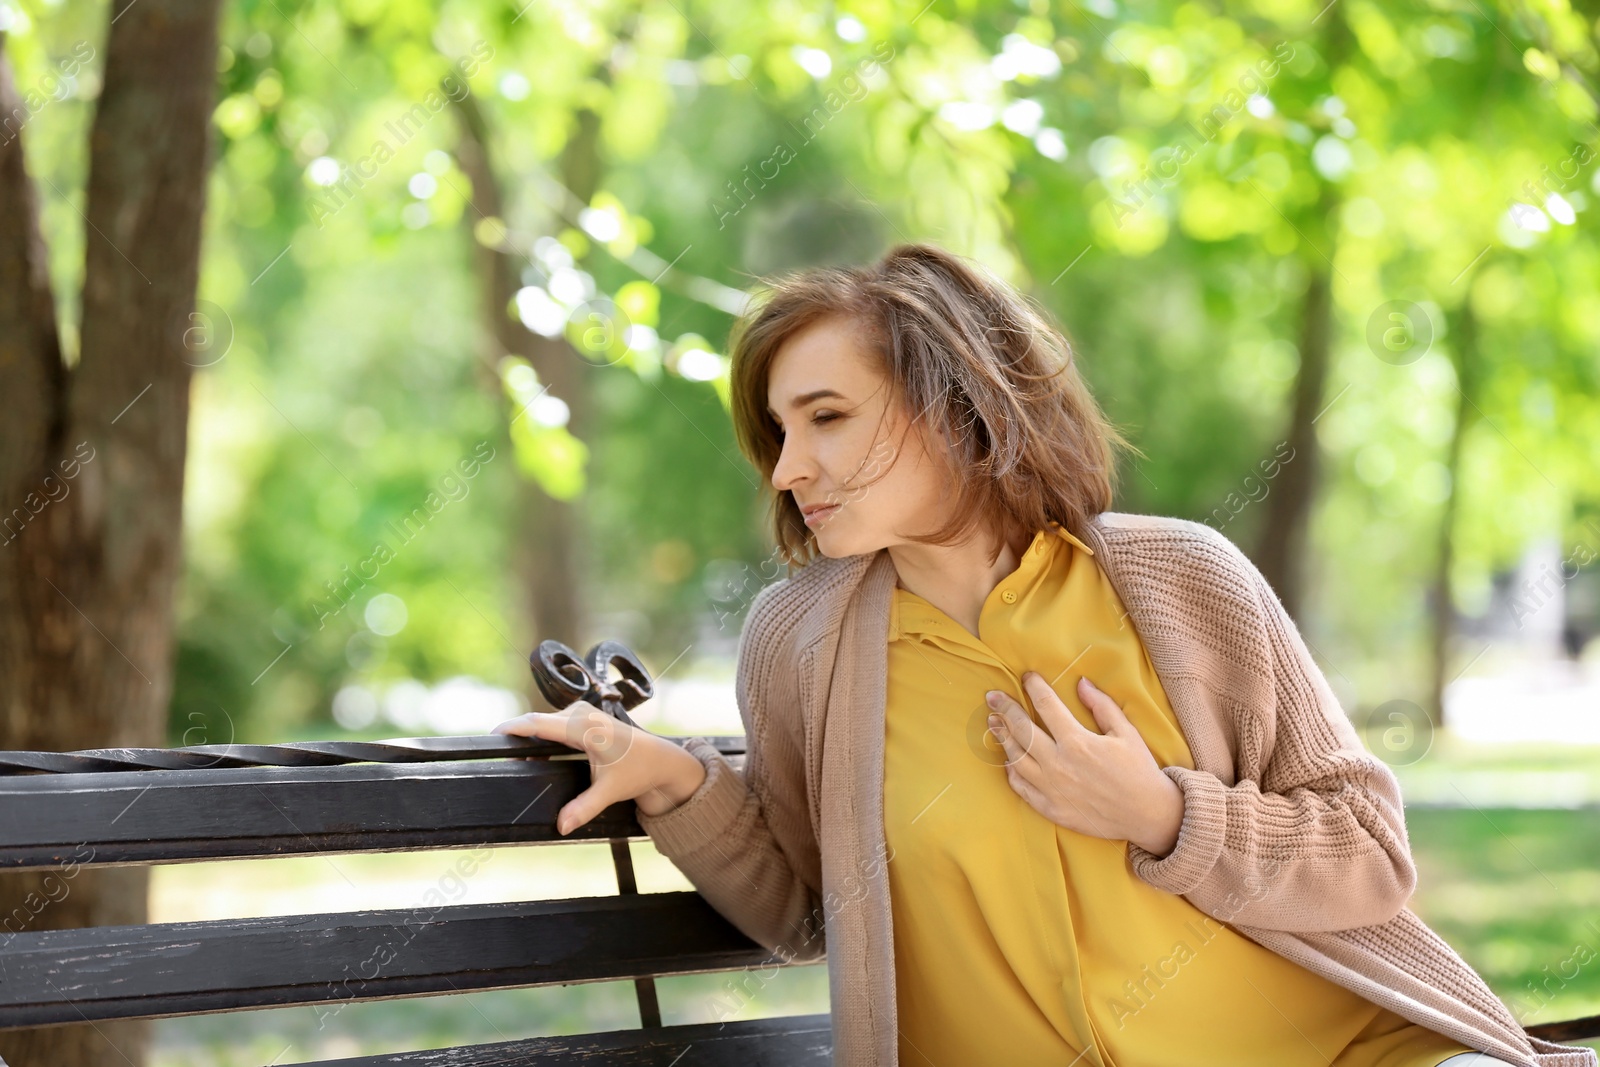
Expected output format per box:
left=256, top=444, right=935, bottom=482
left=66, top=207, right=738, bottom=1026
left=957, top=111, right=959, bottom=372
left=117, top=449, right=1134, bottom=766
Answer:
left=807, top=521, right=846, bottom=558
left=809, top=529, right=843, bottom=558
left=810, top=523, right=882, bottom=559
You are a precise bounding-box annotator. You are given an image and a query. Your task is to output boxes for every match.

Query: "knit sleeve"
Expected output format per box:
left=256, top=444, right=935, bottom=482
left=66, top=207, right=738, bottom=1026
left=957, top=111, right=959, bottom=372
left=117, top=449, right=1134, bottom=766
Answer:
left=636, top=578, right=826, bottom=962
left=1124, top=530, right=1418, bottom=934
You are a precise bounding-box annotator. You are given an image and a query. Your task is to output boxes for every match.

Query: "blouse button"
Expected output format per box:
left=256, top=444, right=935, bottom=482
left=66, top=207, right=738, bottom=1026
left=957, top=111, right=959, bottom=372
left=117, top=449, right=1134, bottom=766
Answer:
left=1001, top=589, right=1017, bottom=604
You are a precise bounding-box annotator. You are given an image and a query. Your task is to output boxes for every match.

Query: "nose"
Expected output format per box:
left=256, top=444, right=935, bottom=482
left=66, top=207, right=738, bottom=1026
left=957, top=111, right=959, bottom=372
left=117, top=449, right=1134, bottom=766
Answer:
left=770, top=431, right=809, bottom=494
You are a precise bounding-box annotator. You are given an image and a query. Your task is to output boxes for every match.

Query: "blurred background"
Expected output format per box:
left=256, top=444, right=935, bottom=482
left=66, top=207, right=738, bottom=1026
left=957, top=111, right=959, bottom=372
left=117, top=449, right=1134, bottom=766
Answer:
left=1, top=0, right=1598, bottom=1061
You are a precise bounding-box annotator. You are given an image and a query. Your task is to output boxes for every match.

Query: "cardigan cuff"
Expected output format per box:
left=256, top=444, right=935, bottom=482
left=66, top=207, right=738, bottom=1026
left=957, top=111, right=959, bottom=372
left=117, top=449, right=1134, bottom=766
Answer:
left=636, top=736, right=749, bottom=858
left=1126, top=764, right=1229, bottom=895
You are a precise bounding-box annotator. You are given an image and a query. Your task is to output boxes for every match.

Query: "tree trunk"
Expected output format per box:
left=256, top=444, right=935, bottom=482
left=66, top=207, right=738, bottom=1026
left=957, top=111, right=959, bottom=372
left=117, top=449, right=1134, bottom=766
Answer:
left=1254, top=255, right=1332, bottom=621
left=1250, top=13, right=1351, bottom=625
left=0, top=0, right=221, bottom=1060
left=1427, top=299, right=1480, bottom=729
left=451, top=89, right=601, bottom=674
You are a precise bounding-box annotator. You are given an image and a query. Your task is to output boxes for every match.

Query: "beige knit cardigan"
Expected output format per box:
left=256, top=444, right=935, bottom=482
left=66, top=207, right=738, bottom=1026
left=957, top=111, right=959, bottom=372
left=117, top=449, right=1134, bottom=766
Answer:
left=638, top=510, right=1596, bottom=1067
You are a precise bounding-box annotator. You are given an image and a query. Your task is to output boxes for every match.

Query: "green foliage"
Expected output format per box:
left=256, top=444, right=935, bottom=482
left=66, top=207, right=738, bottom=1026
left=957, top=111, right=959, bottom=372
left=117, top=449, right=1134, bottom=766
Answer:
left=5, top=0, right=1596, bottom=743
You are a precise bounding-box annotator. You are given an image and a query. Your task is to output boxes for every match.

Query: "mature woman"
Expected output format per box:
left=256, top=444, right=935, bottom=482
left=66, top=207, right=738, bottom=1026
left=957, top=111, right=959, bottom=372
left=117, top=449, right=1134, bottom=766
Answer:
left=492, top=244, right=1594, bottom=1067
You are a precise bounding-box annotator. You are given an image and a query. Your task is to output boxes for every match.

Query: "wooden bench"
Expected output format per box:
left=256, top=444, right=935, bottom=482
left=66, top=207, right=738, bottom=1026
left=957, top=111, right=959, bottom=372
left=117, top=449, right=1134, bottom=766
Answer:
left=5, top=737, right=1598, bottom=1064
left=0, top=731, right=832, bottom=1064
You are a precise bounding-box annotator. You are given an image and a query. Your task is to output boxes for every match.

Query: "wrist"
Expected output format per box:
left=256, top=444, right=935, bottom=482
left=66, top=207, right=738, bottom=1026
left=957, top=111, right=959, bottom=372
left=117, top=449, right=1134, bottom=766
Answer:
left=635, top=738, right=708, bottom=817
left=1132, top=774, right=1184, bottom=857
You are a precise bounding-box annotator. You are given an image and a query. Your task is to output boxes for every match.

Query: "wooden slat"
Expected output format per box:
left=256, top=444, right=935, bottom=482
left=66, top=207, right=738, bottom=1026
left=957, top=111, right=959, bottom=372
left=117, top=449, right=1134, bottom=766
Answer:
left=0, top=759, right=634, bottom=870
left=292, top=1014, right=833, bottom=1065
left=0, top=734, right=750, bottom=776
left=1525, top=1013, right=1600, bottom=1041
left=0, top=892, right=789, bottom=1029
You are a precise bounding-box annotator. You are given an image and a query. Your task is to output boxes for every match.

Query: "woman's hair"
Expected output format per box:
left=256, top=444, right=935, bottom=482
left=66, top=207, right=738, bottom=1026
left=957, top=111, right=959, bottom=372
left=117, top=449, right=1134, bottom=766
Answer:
left=728, top=242, right=1143, bottom=569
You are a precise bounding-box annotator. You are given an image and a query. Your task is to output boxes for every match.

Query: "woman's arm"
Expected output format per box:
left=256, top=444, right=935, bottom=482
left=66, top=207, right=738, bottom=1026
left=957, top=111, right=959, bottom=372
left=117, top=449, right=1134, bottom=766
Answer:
left=637, top=579, right=827, bottom=961
left=1123, top=529, right=1417, bottom=934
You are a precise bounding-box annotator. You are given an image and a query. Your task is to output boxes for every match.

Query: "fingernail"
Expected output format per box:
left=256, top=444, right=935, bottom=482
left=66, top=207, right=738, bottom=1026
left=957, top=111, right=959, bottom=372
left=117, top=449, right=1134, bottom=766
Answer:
left=985, top=691, right=1001, bottom=708
left=988, top=714, right=1001, bottom=730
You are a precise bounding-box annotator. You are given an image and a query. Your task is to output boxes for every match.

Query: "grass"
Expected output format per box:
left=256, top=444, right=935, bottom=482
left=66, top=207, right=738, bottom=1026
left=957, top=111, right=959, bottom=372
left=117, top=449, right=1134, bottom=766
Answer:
left=1407, top=806, right=1600, bottom=1043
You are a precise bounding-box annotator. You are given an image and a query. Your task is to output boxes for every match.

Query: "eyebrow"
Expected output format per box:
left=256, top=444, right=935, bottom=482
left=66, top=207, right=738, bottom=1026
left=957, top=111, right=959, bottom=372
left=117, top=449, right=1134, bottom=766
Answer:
left=766, top=389, right=849, bottom=420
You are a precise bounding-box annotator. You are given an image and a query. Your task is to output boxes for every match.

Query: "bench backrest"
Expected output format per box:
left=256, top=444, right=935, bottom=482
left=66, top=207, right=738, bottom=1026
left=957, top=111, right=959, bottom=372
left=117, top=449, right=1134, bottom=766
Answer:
left=0, top=734, right=833, bottom=1064
left=6, top=735, right=1595, bottom=1059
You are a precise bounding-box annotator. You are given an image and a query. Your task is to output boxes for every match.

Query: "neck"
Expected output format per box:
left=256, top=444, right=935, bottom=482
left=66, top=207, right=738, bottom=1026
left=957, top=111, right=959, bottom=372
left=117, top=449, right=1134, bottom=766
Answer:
left=887, top=521, right=1027, bottom=638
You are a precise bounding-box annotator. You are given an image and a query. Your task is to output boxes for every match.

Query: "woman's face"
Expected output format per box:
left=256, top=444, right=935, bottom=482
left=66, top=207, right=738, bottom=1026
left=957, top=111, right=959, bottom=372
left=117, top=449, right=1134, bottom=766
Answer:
left=765, top=315, right=949, bottom=558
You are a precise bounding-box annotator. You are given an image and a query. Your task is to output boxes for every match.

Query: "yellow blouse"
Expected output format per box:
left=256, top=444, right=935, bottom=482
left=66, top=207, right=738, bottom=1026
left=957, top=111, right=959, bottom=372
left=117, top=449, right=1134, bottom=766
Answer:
left=883, top=522, right=1473, bottom=1067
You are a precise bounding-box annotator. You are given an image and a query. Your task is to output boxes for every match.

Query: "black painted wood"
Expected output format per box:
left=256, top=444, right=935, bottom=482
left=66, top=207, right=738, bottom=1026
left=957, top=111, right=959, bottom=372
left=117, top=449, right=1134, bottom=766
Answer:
left=294, top=1015, right=834, bottom=1065
left=0, top=758, right=643, bottom=870
left=0, top=734, right=749, bottom=776
left=0, top=891, right=782, bottom=1029
left=1526, top=1013, right=1600, bottom=1041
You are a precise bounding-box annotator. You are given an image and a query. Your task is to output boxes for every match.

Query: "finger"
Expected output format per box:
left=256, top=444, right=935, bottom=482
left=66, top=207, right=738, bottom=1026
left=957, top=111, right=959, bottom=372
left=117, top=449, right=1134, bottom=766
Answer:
left=492, top=705, right=608, bottom=754
left=986, top=707, right=1039, bottom=771
left=984, top=690, right=1040, bottom=760
left=557, top=780, right=617, bottom=836
left=490, top=712, right=550, bottom=738
left=1076, top=676, right=1130, bottom=737
left=1021, top=672, right=1084, bottom=744
left=1005, top=762, right=1048, bottom=811
left=987, top=710, right=1020, bottom=764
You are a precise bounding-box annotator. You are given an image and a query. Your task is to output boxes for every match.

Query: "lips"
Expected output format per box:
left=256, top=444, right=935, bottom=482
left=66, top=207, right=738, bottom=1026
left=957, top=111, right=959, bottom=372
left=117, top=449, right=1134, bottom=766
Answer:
left=802, top=503, right=840, bottom=525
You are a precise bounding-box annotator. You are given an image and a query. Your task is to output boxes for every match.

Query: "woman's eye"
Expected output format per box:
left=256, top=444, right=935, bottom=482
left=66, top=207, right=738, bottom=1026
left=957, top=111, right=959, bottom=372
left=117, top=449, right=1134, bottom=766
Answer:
left=774, top=412, right=839, bottom=437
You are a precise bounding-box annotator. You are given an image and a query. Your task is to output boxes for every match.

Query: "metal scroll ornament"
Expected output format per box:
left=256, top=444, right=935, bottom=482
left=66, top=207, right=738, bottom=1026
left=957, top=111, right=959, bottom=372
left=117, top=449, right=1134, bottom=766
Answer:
left=528, top=639, right=654, bottom=728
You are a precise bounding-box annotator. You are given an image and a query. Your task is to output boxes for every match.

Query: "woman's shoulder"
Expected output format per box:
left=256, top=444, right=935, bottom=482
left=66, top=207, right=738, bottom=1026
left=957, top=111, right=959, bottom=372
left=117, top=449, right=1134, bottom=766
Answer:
left=733, top=554, right=868, bottom=736
left=1092, top=509, right=1244, bottom=553
left=1092, top=510, right=1269, bottom=595
left=741, top=550, right=876, bottom=657
left=1089, top=510, right=1284, bottom=673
